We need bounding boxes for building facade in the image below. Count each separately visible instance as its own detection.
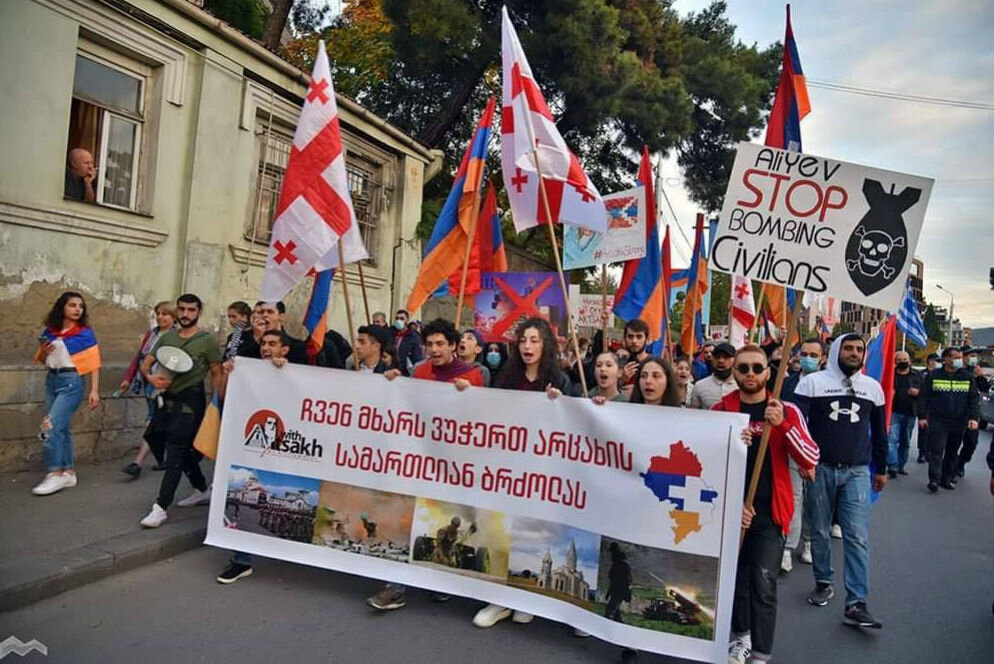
[538,539,590,600]
[0,0,442,472]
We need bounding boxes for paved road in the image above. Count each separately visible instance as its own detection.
[3,432,993,664]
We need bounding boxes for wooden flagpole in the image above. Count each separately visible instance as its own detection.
[601,264,609,346]
[356,261,371,325]
[337,242,359,370]
[742,290,805,542]
[454,192,485,330]
[751,284,768,345]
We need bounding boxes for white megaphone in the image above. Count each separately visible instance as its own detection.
[152,346,194,405]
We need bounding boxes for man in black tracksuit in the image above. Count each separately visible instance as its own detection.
[917,346,980,492]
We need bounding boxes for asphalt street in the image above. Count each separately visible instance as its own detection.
[3,431,992,664]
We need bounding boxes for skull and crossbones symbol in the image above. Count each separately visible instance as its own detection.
[846,226,905,279]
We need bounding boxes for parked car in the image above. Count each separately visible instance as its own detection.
[979,389,993,430]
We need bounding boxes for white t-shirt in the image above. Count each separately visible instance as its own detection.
[44,339,75,370]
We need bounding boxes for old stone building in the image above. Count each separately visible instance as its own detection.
[538,539,590,600]
[0,0,442,471]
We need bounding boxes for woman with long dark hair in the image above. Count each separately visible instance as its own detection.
[32,291,101,495]
[483,341,508,378]
[474,317,570,630]
[629,356,682,407]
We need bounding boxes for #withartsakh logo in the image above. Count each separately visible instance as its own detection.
[640,441,719,544]
[244,409,285,450]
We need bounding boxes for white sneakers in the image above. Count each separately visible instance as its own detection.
[32,472,76,496]
[176,486,212,507]
[780,548,793,574]
[800,540,813,564]
[512,611,534,624]
[473,604,511,627]
[728,633,752,664]
[831,523,843,539]
[140,503,168,528]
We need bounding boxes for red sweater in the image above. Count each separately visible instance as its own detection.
[412,358,485,386]
[711,390,820,535]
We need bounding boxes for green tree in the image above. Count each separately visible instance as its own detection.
[204,0,270,39]
[708,272,730,326]
[923,302,944,344]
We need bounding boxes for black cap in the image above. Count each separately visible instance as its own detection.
[713,342,736,357]
[960,345,976,354]
[926,352,939,361]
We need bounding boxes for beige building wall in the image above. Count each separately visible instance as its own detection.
[0,0,440,471]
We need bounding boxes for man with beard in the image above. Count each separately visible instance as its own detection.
[690,342,737,409]
[793,334,888,630]
[139,294,222,528]
[713,345,819,664]
[619,319,651,396]
[248,301,309,364]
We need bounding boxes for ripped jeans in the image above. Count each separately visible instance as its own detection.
[732,508,783,659]
[42,370,85,471]
[807,463,871,606]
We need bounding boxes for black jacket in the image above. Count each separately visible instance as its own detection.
[918,367,979,426]
[892,370,923,416]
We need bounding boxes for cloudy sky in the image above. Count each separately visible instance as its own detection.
[665,0,994,327]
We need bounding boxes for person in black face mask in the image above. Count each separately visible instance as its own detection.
[888,350,922,476]
[690,342,737,409]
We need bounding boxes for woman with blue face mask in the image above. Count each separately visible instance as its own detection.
[483,342,507,376]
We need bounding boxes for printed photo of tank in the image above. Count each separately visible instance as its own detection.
[312,481,415,563]
[409,498,510,582]
[593,536,719,640]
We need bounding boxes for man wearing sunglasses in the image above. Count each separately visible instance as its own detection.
[792,334,888,630]
[712,345,819,664]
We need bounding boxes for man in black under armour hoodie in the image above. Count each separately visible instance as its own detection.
[917,346,979,491]
[793,334,887,630]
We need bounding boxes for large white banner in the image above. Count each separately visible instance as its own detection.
[563,187,647,269]
[207,360,748,662]
[713,142,933,311]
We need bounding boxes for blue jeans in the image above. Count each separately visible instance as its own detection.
[231,551,252,566]
[886,412,915,471]
[42,371,85,471]
[807,464,871,606]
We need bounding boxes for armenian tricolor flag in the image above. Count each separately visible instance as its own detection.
[679,215,708,356]
[35,325,101,375]
[303,268,333,361]
[440,181,508,297]
[407,97,495,312]
[614,146,663,342]
[765,4,810,152]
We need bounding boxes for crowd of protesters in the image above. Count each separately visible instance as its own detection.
[29,290,992,663]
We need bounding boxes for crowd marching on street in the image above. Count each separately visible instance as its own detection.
[30,289,993,663]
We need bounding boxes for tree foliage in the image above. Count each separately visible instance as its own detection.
[923,302,945,343]
[204,0,270,39]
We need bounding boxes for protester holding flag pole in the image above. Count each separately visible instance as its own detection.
[500,6,606,397]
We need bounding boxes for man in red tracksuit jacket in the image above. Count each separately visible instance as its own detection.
[713,344,820,664]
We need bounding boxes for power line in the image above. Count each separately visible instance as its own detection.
[807,79,994,111]
[659,185,694,265]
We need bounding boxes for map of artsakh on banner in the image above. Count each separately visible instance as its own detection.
[207,360,748,662]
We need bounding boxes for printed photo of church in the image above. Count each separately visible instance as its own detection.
[507,516,600,609]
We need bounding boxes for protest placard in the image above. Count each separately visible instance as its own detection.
[207,360,748,662]
[563,187,647,270]
[569,284,615,329]
[713,142,933,311]
[472,272,569,343]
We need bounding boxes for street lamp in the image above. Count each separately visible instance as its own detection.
[936,284,954,348]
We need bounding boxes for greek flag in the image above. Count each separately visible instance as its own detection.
[896,281,928,347]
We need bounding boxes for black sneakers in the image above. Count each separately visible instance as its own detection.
[940,480,956,490]
[121,462,141,479]
[844,601,882,629]
[807,582,835,606]
[216,562,253,584]
[927,481,938,493]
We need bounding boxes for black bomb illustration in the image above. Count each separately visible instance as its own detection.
[844,179,919,296]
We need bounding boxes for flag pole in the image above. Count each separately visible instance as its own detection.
[742,290,804,544]
[356,261,371,325]
[601,263,609,345]
[337,242,360,370]
[751,284,767,345]
[455,191,484,330]
[531,158,589,397]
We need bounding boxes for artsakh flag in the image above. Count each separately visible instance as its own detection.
[764,4,811,152]
[407,98,496,312]
[261,40,367,302]
[729,276,756,349]
[614,146,663,342]
[500,6,606,234]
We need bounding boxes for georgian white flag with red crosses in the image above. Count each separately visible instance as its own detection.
[500,7,606,234]
[729,275,757,349]
[261,40,367,302]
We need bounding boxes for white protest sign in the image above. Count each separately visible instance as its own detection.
[207,360,747,662]
[713,142,932,311]
[563,187,647,269]
[570,284,615,328]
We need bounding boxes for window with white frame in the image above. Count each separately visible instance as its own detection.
[248,116,385,265]
[66,46,148,210]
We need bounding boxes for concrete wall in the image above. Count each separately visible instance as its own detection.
[0,0,438,472]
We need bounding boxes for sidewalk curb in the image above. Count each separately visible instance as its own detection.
[0,520,206,613]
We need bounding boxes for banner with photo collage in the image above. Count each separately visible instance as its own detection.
[206,359,748,662]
